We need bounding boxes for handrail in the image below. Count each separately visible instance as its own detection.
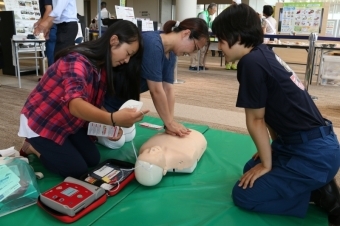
[265,33,340,92]
[264,34,340,41]
[304,33,317,91]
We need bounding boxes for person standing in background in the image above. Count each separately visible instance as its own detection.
[89,18,98,30]
[95,2,112,31]
[33,0,78,57]
[262,5,277,42]
[37,0,57,67]
[189,3,217,71]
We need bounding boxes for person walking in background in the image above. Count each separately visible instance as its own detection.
[37,0,57,67]
[212,4,340,225]
[189,3,217,71]
[34,0,78,57]
[95,1,112,31]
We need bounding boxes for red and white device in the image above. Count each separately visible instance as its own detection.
[39,177,106,217]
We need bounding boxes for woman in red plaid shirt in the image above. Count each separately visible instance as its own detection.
[18,20,149,178]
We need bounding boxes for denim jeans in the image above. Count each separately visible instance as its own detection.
[46,24,57,67]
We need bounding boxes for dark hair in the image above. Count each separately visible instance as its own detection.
[91,19,95,23]
[212,4,263,48]
[55,20,143,100]
[263,5,274,17]
[207,3,217,10]
[101,2,106,8]
[163,18,209,41]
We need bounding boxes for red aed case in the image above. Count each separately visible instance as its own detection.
[37,194,107,223]
[37,177,107,223]
[37,159,135,223]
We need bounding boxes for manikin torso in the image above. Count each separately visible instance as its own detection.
[135,129,207,186]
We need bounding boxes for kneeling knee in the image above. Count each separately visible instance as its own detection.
[60,165,88,178]
[86,153,100,168]
[232,184,256,210]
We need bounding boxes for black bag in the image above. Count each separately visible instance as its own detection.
[101,11,111,26]
[101,18,110,26]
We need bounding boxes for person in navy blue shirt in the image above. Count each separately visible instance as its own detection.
[103,18,209,139]
[212,3,340,225]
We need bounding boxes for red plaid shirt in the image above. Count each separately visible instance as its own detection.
[21,52,107,145]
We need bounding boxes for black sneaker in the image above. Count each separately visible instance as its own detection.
[199,66,209,70]
[311,179,340,225]
[189,66,199,71]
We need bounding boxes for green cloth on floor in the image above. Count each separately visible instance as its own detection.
[0,117,328,225]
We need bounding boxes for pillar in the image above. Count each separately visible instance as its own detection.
[175,0,197,21]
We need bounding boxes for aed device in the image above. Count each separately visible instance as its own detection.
[37,159,135,223]
[39,177,106,217]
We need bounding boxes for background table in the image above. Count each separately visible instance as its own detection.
[11,35,46,88]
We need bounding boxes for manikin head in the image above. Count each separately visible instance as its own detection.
[135,146,166,186]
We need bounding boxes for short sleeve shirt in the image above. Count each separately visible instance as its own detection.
[236,44,325,135]
[261,16,277,34]
[39,0,52,17]
[139,31,176,92]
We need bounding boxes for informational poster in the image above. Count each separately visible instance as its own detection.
[3,0,40,35]
[141,20,154,31]
[325,19,338,37]
[281,2,323,34]
[115,5,135,20]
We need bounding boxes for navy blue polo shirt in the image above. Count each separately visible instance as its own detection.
[236,44,325,136]
[39,0,52,18]
[139,31,176,92]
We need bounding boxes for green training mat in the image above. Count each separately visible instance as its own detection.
[0,117,327,225]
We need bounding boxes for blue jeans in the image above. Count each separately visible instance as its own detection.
[46,24,57,67]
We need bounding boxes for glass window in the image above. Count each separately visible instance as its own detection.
[197,4,204,16]
[251,0,279,15]
[217,4,230,16]
[329,2,340,19]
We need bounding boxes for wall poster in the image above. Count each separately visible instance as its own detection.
[3,0,40,35]
[281,2,323,34]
